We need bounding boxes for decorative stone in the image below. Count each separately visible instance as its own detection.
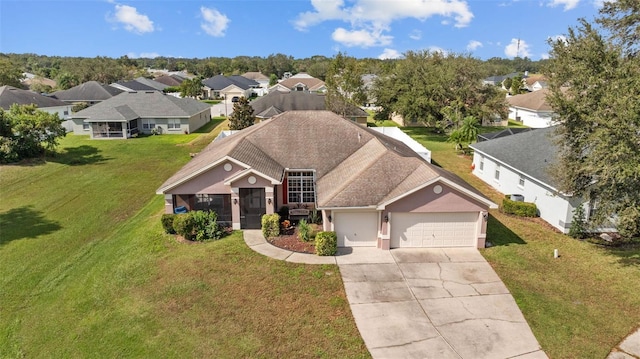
[433,185,443,194]
[223,163,232,172]
[248,176,257,184]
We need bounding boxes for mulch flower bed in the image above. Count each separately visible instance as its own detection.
[266,225,317,254]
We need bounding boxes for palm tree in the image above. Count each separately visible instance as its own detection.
[447,116,479,151]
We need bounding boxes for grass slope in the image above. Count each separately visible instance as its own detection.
[0,127,368,358]
[404,126,640,358]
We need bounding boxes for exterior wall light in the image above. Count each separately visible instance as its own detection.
[327,215,332,223]
[233,198,238,205]
[384,215,389,222]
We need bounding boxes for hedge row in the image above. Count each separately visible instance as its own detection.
[502,196,538,217]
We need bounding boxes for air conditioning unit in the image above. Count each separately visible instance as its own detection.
[510,194,525,202]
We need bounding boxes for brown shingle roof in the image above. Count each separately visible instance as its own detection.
[507,88,553,112]
[158,110,494,209]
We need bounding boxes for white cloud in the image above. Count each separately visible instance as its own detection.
[200,6,230,37]
[409,30,422,40]
[378,48,403,60]
[548,34,568,44]
[332,27,392,47]
[466,40,483,51]
[547,0,580,11]
[294,0,474,48]
[110,4,154,34]
[428,46,448,55]
[540,53,550,59]
[504,38,531,57]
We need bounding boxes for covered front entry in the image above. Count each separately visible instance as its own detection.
[391,212,478,248]
[334,212,378,247]
[239,188,266,229]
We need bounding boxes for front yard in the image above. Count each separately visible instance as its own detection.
[0,121,638,358]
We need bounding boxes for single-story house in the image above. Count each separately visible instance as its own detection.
[0,85,72,120]
[507,89,556,128]
[477,127,534,142]
[21,72,57,91]
[242,72,270,96]
[270,75,326,93]
[109,80,158,92]
[249,90,369,125]
[52,81,124,105]
[470,127,613,234]
[201,75,260,100]
[157,110,497,249]
[71,91,211,139]
[153,74,185,87]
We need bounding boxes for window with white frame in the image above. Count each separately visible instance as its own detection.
[287,171,315,203]
[167,119,181,130]
[82,122,90,131]
[588,199,598,220]
[518,175,525,187]
[479,156,484,171]
[142,119,156,130]
[494,164,501,181]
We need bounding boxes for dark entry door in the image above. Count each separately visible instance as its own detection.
[239,188,266,229]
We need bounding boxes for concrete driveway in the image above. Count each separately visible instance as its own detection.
[337,247,547,359]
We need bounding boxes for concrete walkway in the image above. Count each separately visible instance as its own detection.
[608,328,640,359]
[243,230,547,358]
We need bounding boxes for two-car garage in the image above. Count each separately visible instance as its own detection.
[332,211,480,248]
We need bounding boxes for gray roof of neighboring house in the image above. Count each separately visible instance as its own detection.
[477,127,535,142]
[111,80,157,92]
[134,77,169,91]
[72,91,211,121]
[202,75,258,91]
[0,85,69,110]
[250,90,367,118]
[471,126,559,187]
[158,110,493,209]
[507,88,553,112]
[154,75,184,87]
[52,81,124,102]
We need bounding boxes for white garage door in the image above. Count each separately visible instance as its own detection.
[334,212,378,247]
[391,212,478,248]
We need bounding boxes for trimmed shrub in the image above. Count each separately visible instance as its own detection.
[161,213,176,234]
[173,213,196,240]
[315,231,337,256]
[569,205,587,239]
[191,210,222,242]
[298,219,311,242]
[502,196,538,217]
[261,213,280,239]
[309,209,322,224]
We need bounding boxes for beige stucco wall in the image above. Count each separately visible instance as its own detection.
[167,160,244,195]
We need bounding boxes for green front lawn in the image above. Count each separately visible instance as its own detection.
[404,126,640,359]
[0,125,368,358]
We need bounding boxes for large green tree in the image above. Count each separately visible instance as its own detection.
[372,50,507,128]
[0,57,24,87]
[0,104,66,163]
[180,77,203,99]
[325,53,367,117]
[228,97,255,130]
[546,4,640,237]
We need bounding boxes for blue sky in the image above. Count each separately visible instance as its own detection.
[1,0,603,60]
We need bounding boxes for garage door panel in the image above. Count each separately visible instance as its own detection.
[335,212,378,247]
[391,212,477,248]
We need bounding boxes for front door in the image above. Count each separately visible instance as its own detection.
[239,188,266,229]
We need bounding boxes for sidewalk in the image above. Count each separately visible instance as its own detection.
[608,328,640,359]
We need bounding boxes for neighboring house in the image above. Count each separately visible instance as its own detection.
[201,75,259,100]
[482,72,523,87]
[370,127,431,163]
[470,127,614,234]
[507,89,556,128]
[71,91,211,139]
[109,80,157,92]
[0,85,72,121]
[361,73,378,108]
[131,77,169,91]
[270,75,326,93]
[242,72,270,96]
[21,72,57,91]
[52,81,124,105]
[524,75,548,92]
[249,90,369,125]
[157,110,497,249]
[154,74,185,87]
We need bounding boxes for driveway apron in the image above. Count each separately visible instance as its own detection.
[337,247,547,359]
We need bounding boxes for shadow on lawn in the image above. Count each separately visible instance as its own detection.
[486,214,527,246]
[54,145,110,166]
[0,206,62,245]
[602,244,640,268]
